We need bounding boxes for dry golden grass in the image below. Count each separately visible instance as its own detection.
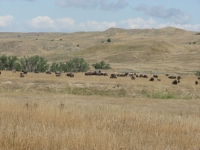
[0,71,200,149]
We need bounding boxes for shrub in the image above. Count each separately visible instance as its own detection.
[65,57,89,72]
[195,71,200,76]
[92,61,111,69]
[107,39,111,42]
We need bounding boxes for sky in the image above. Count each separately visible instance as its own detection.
[0,0,199,32]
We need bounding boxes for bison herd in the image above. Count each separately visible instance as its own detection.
[0,70,200,85]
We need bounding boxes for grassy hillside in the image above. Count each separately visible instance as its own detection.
[0,27,199,74]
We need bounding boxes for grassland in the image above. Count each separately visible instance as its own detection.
[0,27,200,149]
[0,71,200,149]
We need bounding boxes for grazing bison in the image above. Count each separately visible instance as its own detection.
[168,76,176,79]
[139,74,143,78]
[110,74,117,79]
[46,71,52,74]
[56,73,61,77]
[66,73,74,77]
[177,76,181,80]
[149,77,154,81]
[117,73,126,77]
[131,76,136,80]
[0,71,1,74]
[20,72,24,77]
[172,80,178,85]
[143,75,148,78]
[136,75,139,77]
[153,75,158,78]
[195,81,198,85]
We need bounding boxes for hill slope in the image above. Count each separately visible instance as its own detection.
[0,27,199,74]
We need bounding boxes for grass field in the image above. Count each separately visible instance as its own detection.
[0,27,200,149]
[0,71,200,149]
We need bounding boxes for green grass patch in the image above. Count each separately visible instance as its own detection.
[140,89,191,100]
[66,87,126,97]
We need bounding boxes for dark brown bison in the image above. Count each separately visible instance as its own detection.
[198,77,200,80]
[168,76,176,79]
[195,81,198,85]
[153,75,158,78]
[143,75,148,78]
[177,76,181,80]
[56,73,61,77]
[22,70,28,74]
[46,71,52,74]
[0,71,1,74]
[117,73,126,77]
[85,71,93,75]
[139,74,143,78]
[131,76,135,80]
[110,74,117,78]
[172,80,178,85]
[66,73,74,77]
[136,75,139,77]
[149,77,154,81]
[20,72,24,77]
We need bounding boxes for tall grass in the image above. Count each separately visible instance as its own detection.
[0,99,199,150]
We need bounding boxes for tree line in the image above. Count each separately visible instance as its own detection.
[0,55,111,72]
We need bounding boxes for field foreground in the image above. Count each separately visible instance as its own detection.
[0,71,200,149]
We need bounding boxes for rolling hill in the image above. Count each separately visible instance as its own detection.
[0,27,199,74]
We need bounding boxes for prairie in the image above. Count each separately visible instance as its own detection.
[0,27,200,149]
[0,71,200,149]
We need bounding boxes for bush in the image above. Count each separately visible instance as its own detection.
[107,39,111,42]
[195,71,200,76]
[92,61,111,69]
[65,57,89,72]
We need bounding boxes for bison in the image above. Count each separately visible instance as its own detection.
[0,71,1,74]
[149,77,154,81]
[131,76,136,80]
[198,77,200,80]
[143,75,148,78]
[56,73,61,77]
[195,81,198,85]
[66,73,74,77]
[168,76,176,79]
[117,73,126,77]
[46,71,52,74]
[165,74,169,76]
[153,75,158,78]
[172,80,178,85]
[177,76,181,80]
[20,72,24,77]
[110,74,117,79]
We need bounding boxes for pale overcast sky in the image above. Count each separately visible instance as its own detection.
[0,0,199,32]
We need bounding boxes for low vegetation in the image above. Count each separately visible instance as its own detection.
[195,71,200,76]
[140,89,191,100]
[92,61,111,69]
[0,55,90,72]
